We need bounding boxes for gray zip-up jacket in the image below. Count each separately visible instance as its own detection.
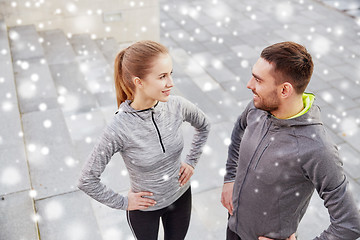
[78,95,210,211]
[225,100,360,240]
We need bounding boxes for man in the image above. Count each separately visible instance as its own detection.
[221,41,360,240]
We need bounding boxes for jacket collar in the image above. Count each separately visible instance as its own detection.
[116,100,162,120]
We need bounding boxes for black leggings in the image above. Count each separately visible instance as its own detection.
[126,187,192,240]
[226,225,242,240]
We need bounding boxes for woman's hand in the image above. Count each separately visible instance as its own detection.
[179,162,194,186]
[127,190,156,210]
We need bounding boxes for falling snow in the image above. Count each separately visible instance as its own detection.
[1,0,360,239]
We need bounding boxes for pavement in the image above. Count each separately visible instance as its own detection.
[0,0,360,239]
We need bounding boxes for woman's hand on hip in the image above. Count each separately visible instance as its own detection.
[179,162,194,187]
[127,190,156,210]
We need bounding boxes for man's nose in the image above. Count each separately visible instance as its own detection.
[246,77,254,90]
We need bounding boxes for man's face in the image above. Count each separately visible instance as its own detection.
[246,58,280,113]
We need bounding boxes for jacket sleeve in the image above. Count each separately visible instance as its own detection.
[223,102,250,183]
[177,96,210,168]
[77,117,128,210]
[303,144,360,240]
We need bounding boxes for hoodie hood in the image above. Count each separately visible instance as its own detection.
[269,103,323,128]
[266,93,322,128]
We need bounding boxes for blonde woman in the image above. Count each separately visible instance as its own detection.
[78,40,210,240]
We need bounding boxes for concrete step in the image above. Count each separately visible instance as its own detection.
[0,191,39,240]
[8,25,59,114]
[8,24,81,201]
[38,29,77,65]
[12,57,59,114]
[8,25,44,61]
[39,29,98,115]
[0,19,25,150]
[36,191,102,240]
[21,108,80,200]
[47,60,99,115]
[0,146,31,196]
[69,34,114,93]
[95,37,124,65]
[69,34,118,109]
[0,18,39,239]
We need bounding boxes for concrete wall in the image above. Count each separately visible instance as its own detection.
[0,0,159,43]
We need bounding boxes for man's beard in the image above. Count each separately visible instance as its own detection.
[253,90,279,113]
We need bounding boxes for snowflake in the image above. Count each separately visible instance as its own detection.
[45,200,64,220]
[191,180,199,188]
[1,167,21,185]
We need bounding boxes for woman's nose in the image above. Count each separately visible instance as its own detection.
[167,76,174,87]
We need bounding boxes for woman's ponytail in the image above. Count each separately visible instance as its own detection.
[114,49,132,107]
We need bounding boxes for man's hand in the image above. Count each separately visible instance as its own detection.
[127,190,156,210]
[179,162,194,186]
[221,182,235,215]
[258,233,296,240]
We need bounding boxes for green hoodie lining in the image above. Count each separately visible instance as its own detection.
[287,93,315,119]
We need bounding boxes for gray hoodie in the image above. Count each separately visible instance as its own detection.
[225,100,360,240]
[78,95,210,211]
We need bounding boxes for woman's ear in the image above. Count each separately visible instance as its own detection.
[133,77,143,88]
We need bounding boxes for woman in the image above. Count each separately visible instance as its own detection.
[78,40,210,240]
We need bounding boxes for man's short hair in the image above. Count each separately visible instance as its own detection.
[261,41,314,94]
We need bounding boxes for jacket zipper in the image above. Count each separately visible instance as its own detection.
[151,111,165,153]
[253,144,270,170]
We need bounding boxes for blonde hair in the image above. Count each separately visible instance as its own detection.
[114,40,169,107]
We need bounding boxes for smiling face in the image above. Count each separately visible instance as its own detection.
[247,57,281,113]
[138,53,174,104]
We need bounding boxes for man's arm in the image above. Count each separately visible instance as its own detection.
[221,103,250,214]
[303,145,360,239]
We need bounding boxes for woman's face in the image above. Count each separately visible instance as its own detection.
[140,53,174,103]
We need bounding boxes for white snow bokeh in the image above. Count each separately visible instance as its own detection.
[66,2,78,13]
[66,221,86,240]
[341,117,359,136]
[103,228,122,240]
[18,81,37,99]
[29,189,37,198]
[44,200,64,220]
[202,1,230,20]
[310,36,332,56]
[1,167,21,185]
[275,2,294,21]
[191,179,199,189]
[64,156,77,167]
[2,101,14,112]
[58,93,80,112]
[321,91,333,103]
